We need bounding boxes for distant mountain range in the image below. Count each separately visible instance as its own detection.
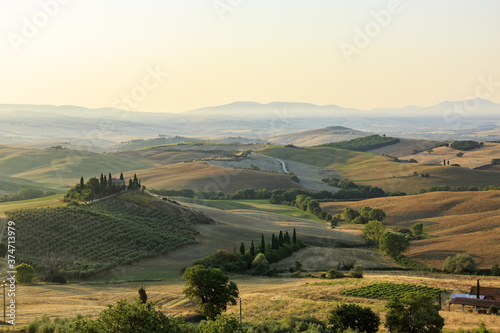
[0,99,498,148]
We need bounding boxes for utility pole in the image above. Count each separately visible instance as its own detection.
[239,297,242,326]
[3,281,5,323]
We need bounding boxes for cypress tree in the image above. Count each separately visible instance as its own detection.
[80,176,84,190]
[279,231,284,247]
[138,287,147,304]
[284,231,290,245]
[271,234,276,250]
[250,240,255,257]
[103,175,107,187]
[293,228,297,243]
[120,172,124,180]
[129,179,133,189]
[259,234,265,254]
[109,173,112,183]
[133,173,138,187]
[239,242,245,255]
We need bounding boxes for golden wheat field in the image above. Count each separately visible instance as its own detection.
[9,273,500,332]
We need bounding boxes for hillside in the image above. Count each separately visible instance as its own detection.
[260,146,500,193]
[268,126,371,146]
[116,136,204,150]
[124,161,305,194]
[366,138,446,157]
[5,191,213,279]
[400,142,500,169]
[321,191,500,269]
[0,146,153,185]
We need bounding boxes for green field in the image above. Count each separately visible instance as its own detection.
[173,197,322,221]
[0,194,66,217]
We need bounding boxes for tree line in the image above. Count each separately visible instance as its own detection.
[0,187,56,203]
[188,229,304,276]
[318,134,400,151]
[64,172,142,202]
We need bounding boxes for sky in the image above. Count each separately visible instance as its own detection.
[1,0,499,113]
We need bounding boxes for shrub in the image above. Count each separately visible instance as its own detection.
[328,303,380,333]
[442,254,477,274]
[348,265,363,279]
[488,306,498,315]
[385,293,444,333]
[491,264,500,276]
[15,263,35,284]
[327,269,344,279]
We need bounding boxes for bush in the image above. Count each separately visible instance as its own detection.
[16,263,35,284]
[442,254,477,274]
[328,303,380,333]
[488,306,498,315]
[385,293,444,333]
[327,269,344,279]
[348,265,363,278]
[198,314,241,333]
[491,264,500,276]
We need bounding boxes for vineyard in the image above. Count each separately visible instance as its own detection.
[342,282,445,300]
[5,192,213,279]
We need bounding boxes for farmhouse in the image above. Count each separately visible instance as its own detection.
[111,178,126,187]
[469,286,500,301]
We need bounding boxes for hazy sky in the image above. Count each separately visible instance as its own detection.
[1,0,499,113]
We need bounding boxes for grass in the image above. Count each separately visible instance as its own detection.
[4,192,209,279]
[260,145,500,193]
[321,191,500,269]
[0,194,65,217]
[0,146,154,184]
[12,273,500,332]
[173,198,322,221]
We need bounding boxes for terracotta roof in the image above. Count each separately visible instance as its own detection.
[450,297,500,308]
[469,287,500,296]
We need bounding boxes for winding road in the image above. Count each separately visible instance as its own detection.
[276,158,289,174]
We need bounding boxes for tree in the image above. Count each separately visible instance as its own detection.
[328,303,380,333]
[239,242,245,256]
[284,231,291,245]
[385,293,444,333]
[349,265,363,278]
[491,264,500,276]
[368,208,386,221]
[15,263,35,284]
[250,240,255,257]
[73,299,189,332]
[412,223,424,238]
[379,232,410,259]
[293,228,297,243]
[120,172,124,180]
[80,176,84,190]
[342,208,359,222]
[198,314,241,333]
[363,220,386,245]
[259,234,265,254]
[442,254,477,274]
[182,265,239,319]
[252,253,269,275]
[138,287,147,304]
[278,230,284,247]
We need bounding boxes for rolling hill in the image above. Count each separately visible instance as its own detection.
[6,191,213,279]
[260,145,500,193]
[268,126,371,146]
[123,161,305,194]
[321,191,500,269]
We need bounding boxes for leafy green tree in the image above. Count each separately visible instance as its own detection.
[379,232,410,259]
[442,254,477,274]
[412,223,424,238]
[385,293,444,333]
[182,265,239,319]
[72,299,189,332]
[252,253,270,275]
[15,263,35,284]
[368,208,386,221]
[363,220,386,245]
[198,314,241,333]
[342,208,359,222]
[328,303,380,333]
[349,265,363,278]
